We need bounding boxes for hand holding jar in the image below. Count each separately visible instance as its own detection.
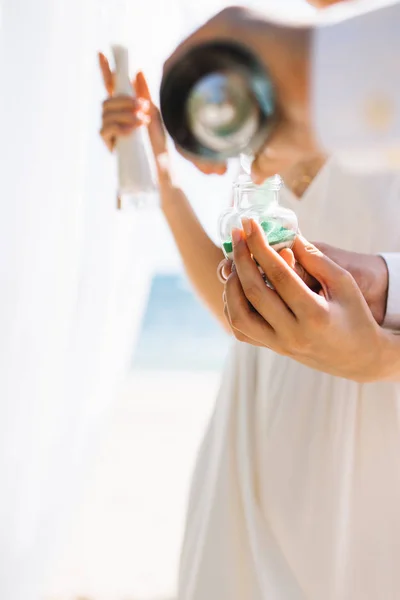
[219,167,298,287]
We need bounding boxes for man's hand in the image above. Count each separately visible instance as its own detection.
[163,7,318,183]
[223,219,394,382]
[310,243,388,326]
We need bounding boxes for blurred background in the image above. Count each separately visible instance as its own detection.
[0,1,314,599]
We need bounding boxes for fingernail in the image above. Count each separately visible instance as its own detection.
[231,228,242,246]
[241,217,252,237]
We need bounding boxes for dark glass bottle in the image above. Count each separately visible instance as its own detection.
[160,41,276,162]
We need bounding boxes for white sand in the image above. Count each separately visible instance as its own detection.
[47,370,220,600]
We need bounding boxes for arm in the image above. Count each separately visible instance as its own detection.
[159,181,227,329]
[99,56,228,330]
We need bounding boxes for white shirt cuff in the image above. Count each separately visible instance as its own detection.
[379,253,400,330]
[312,1,400,172]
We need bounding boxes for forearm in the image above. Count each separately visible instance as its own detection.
[159,180,228,330]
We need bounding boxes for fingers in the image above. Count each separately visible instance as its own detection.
[98,52,114,95]
[293,261,320,292]
[100,114,149,151]
[222,243,318,294]
[146,103,168,159]
[292,236,357,301]
[100,123,136,151]
[101,96,151,151]
[223,290,263,346]
[102,96,149,114]
[280,236,319,291]
[224,271,274,347]
[135,71,152,103]
[279,247,295,269]
[231,227,295,329]
[240,219,316,317]
[277,248,320,291]
[280,248,320,292]
[99,61,168,163]
[223,304,264,347]
[131,72,169,159]
[102,109,149,129]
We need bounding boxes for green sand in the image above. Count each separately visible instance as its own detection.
[223,220,295,255]
[223,240,234,255]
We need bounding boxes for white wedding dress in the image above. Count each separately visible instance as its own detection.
[178,157,400,600]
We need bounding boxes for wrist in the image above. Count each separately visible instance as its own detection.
[159,181,186,211]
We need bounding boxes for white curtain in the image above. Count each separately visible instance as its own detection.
[0,0,155,598]
[0,0,313,598]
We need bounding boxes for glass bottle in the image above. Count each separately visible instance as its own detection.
[219,171,298,278]
[160,41,275,162]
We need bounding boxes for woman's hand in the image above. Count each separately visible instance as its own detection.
[223,219,393,382]
[99,52,227,180]
[99,52,172,180]
[221,242,388,325]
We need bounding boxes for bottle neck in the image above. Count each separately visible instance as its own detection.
[233,173,282,209]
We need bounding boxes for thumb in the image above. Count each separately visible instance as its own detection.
[280,246,320,293]
[135,71,152,103]
[134,71,168,161]
[279,247,295,269]
[293,236,355,299]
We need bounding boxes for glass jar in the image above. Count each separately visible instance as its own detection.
[219,173,298,263]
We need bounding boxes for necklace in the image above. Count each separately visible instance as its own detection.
[283,155,327,199]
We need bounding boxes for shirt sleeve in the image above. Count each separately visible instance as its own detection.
[379,253,400,330]
[312,1,400,172]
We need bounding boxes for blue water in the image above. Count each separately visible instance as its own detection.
[132,273,230,371]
